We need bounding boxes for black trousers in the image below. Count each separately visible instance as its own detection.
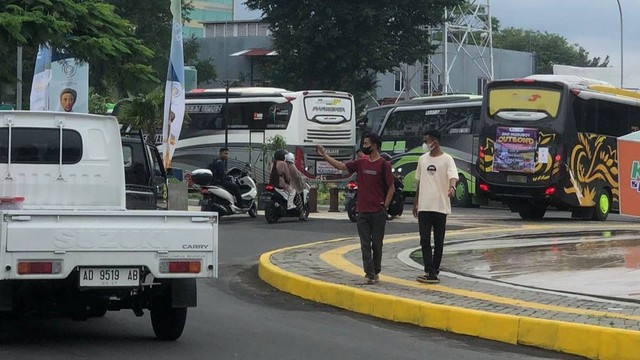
[418,211,447,275]
[356,209,387,279]
[220,180,242,205]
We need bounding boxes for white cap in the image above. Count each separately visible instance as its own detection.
[285,153,295,163]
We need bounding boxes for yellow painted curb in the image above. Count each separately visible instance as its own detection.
[259,233,640,360]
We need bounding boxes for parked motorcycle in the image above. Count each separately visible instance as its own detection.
[263,183,310,223]
[345,172,404,223]
[345,181,358,222]
[192,166,258,218]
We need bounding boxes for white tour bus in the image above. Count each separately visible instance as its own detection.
[173,87,357,183]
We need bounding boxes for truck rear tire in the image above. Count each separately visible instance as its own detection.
[151,293,188,341]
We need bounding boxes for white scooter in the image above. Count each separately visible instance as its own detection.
[192,166,258,218]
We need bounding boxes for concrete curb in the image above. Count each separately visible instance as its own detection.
[258,243,640,360]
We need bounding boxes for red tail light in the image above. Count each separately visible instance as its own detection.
[347,181,357,189]
[285,96,296,102]
[545,186,556,196]
[571,89,581,96]
[479,146,485,159]
[160,261,201,273]
[479,183,490,192]
[514,78,536,83]
[554,154,561,162]
[18,261,58,274]
[265,184,274,192]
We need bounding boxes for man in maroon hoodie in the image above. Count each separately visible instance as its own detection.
[317,133,395,284]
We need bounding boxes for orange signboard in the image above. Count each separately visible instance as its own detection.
[617,134,640,217]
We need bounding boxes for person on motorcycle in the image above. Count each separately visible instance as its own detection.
[269,149,295,210]
[285,152,306,220]
[208,147,243,206]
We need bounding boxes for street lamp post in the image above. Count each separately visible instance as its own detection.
[616,0,623,88]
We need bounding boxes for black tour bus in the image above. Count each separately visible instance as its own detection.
[476,75,640,221]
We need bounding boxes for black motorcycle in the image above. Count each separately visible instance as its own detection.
[345,181,359,222]
[345,176,404,223]
[263,184,310,223]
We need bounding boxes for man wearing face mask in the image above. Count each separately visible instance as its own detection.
[412,129,458,284]
[317,133,395,285]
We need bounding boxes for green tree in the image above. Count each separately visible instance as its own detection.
[184,35,217,85]
[116,88,164,137]
[493,27,609,74]
[90,1,216,95]
[245,0,463,106]
[0,0,156,105]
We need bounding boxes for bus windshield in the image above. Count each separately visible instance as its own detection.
[488,88,562,118]
[303,96,353,123]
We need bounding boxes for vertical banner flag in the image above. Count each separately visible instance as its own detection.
[162,0,186,169]
[48,48,89,113]
[30,44,52,111]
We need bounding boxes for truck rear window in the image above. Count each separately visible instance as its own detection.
[0,128,83,164]
[488,88,561,118]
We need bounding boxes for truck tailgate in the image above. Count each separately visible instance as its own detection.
[1,210,218,280]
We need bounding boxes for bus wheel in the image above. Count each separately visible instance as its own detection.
[451,175,472,208]
[591,188,611,221]
[518,205,546,220]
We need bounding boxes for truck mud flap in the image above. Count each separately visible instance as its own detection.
[0,282,13,311]
[171,278,197,308]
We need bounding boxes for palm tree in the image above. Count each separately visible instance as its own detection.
[117,87,164,140]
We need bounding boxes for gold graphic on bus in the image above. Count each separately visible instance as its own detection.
[564,133,618,207]
[531,132,557,181]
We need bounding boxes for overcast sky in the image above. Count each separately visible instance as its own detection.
[234,0,638,72]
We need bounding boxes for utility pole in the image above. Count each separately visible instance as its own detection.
[616,0,624,88]
[16,46,23,110]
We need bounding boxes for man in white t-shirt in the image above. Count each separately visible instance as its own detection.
[412,129,458,284]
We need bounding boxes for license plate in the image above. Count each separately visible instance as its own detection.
[507,174,528,184]
[79,268,140,287]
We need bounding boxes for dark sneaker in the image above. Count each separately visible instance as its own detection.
[425,274,440,284]
[362,276,378,285]
[417,274,440,284]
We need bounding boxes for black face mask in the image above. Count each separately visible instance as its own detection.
[361,146,373,155]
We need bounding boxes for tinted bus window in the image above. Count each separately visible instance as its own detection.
[489,88,562,118]
[182,101,293,139]
[385,106,480,137]
[0,128,82,164]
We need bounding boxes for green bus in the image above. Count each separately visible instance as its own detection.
[376,95,486,207]
[476,75,640,220]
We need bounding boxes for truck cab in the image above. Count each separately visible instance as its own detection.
[121,131,168,210]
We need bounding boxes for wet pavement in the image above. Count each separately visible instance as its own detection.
[431,230,640,300]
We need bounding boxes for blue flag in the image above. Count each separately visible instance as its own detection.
[30,44,52,111]
[162,0,186,169]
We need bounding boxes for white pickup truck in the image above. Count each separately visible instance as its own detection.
[0,111,217,340]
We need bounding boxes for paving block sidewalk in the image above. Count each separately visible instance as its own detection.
[260,224,640,360]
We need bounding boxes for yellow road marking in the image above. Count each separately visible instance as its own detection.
[319,225,640,322]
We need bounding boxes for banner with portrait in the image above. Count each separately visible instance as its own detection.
[48,49,89,113]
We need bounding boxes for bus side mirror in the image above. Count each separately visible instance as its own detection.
[356,117,368,127]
